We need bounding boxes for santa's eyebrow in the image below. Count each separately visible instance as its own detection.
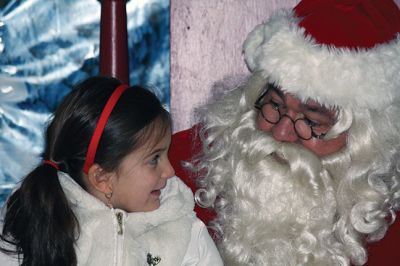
[305,102,333,114]
[304,103,323,112]
[268,85,285,99]
[275,89,285,99]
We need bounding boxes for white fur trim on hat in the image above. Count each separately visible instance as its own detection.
[243,10,400,110]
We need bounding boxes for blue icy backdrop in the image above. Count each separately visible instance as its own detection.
[0,0,170,206]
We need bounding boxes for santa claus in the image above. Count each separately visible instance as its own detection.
[170,0,400,265]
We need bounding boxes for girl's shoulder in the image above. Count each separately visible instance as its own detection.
[182,217,224,265]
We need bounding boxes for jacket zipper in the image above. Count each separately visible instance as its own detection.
[114,211,124,266]
[116,212,123,235]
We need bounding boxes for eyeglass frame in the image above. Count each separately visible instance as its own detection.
[254,86,330,140]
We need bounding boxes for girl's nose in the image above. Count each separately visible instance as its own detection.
[162,158,175,179]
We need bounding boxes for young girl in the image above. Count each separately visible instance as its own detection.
[0,76,223,266]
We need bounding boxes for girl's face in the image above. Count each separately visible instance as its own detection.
[110,130,175,212]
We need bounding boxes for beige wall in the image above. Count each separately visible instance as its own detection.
[170,0,400,133]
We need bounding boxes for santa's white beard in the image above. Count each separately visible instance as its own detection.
[214,129,350,266]
[194,83,400,266]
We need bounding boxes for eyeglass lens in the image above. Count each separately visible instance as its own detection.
[260,103,314,140]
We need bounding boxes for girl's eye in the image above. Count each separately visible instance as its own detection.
[149,154,160,166]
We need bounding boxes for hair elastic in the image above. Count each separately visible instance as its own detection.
[83,84,129,174]
[43,160,60,171]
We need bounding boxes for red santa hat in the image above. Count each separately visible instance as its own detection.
[243,0,400,109]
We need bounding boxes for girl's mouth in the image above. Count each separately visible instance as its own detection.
[151,190,161,196]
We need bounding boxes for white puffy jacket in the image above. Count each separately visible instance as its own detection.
[0,172,223,266]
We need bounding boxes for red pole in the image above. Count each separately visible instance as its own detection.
[99,0,129,85]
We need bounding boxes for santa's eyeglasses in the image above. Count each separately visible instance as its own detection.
[254,89,332,140]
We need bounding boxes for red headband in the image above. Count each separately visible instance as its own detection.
[83,84,129,174]
[43,160,60,170]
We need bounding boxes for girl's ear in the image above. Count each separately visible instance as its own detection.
[87,163,114,194]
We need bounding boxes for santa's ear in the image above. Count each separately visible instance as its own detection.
[87,163,114,194]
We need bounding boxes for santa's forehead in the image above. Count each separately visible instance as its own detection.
[265,84,337,111]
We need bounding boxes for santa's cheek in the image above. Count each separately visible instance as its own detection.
[300,137,347,157]
[256,115,274,132]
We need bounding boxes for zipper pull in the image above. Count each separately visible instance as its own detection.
[116,212,123,235]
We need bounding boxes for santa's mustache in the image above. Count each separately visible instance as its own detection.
[234,128,331,197]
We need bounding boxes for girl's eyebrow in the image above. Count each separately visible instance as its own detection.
[144,147,167,160]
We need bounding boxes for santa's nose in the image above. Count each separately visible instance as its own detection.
[271,112,298,143]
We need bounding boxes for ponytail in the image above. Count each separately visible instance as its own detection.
[0,76,122,265]
[0,163,78,266]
